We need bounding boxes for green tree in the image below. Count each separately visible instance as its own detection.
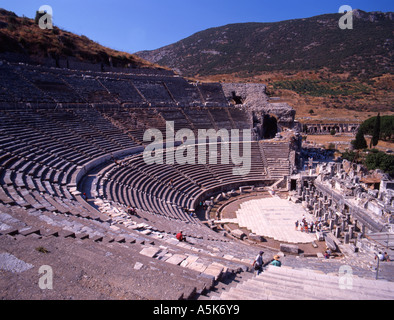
[359,115,393,142]
[365,150,394,177]
[370,113,381,148]
[352,129,367,150]
[341,150,357,162]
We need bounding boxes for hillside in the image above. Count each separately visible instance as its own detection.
[0,8,163,70]
[136,10,394,119]
[136,10,393,78]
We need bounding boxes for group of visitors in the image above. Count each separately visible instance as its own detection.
[375,251,391,262]
[252,251,282,275]
[295,217,322,233]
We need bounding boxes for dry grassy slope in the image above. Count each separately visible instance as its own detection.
[137,10,393,122]
[0,8,166,70]
[194,69,394,124]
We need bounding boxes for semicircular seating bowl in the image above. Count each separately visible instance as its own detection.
[0,62,293,238]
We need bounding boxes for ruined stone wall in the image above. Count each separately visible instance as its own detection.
[221,83,295,128]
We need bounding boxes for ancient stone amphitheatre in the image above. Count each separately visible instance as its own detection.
[0,10,393,301]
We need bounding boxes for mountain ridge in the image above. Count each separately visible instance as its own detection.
[136,9,393,79]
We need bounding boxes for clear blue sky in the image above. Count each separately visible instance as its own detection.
[1,0,393,53]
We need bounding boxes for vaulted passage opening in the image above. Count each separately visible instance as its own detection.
[262,114,278,139]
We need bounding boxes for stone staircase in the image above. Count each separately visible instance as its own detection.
[214,265,394,300]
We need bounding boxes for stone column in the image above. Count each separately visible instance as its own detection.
[297,181,302,196]
[335,227,341,238]
[313,203,319,216]
[361,224,365,236]
[333,213,339,225]
[341,219,346,232]
[348,225,354,239]
[344,232,350,244]
[329,219,334,230]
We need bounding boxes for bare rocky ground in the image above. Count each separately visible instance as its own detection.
[0,233,193,300]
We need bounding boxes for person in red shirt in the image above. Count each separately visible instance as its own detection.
[176,231,185,242]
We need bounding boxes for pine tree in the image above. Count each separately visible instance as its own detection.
[370,113,381,148]
[352,129,367,150]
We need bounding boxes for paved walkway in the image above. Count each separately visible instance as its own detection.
[222,196,316,244]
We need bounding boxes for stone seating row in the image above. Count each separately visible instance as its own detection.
[259,141,291,179]
[0,194,259,299]
[1,62,230,107]
[98,164,198,223]
[93,198,260,264]
[93,141,272,226]
[0,207,210,299]
[216,264,394,300]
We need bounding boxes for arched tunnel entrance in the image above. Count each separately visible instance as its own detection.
[262,114,278,139]
[253,112,279,140]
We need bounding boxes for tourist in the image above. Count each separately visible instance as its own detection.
[383,252,390,262]
[82,193,87,200]
[324,248,332,259]
[375,251,385,261]
[253,251,264,275]
[270,255,282,267]
[127,206,136,216]
[295,220,299,230]
[176,231,186,242]
[309,221,314,233]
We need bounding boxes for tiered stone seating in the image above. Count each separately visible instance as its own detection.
[198,83,228,107]
[227,107,251,129]
[101,107,168,144]
[164,78,203,106]
[181,107,217,132]
[216,265,394,300]
[208,107,234,130]
[0,203,213,299]
[62,74,115,103]
[99,78,145,103]
[93,141,269,227]
[0,64,52,103]
[159,108,194,132]
[259,141,291,179]
[70,107,139,150]
[205,142,268,184]
[132,80,174,105]
[18,68,83,103]
[97,154,201,223]
[0,61,304,300]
